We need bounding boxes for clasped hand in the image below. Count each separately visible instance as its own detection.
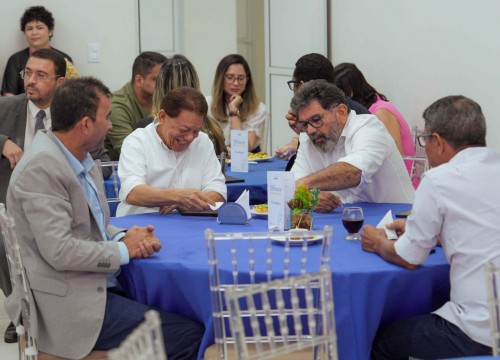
[123,225,161,259]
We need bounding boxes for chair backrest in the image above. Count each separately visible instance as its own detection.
[0,203,38,359]
[108,310,167,360]
[100,161,120,201]
[100,161,120,217]
[485,261,500,355]
[404,126,429,186]
[225,267,338,360]
[205,226,333,360]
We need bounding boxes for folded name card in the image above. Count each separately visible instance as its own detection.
[230,130,248,173]
[267,171,295,231]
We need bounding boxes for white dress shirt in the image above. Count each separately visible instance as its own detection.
[292,111,414,203]
[205,96,269,148]
[116,122,227,216]
[24,101,51,149]
[395,147,500,346]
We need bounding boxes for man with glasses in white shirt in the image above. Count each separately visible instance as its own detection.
[290,80,414,211]
[361,95,498,359]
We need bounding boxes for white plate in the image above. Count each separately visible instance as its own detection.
[251,208,268,218]
[226,157,273,164]
[270,234,323,246]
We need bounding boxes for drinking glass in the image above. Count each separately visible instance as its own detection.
[342,207,364,240]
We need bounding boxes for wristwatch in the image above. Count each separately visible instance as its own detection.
[228,110,240,117]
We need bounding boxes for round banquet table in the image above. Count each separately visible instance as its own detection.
[111,202,450,360]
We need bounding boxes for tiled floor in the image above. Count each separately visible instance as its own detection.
[0,293,18,360]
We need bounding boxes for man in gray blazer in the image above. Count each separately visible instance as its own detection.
[0,48,111,343]
[5,77,204,359]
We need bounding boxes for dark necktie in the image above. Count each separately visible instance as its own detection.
[34,110,46,132]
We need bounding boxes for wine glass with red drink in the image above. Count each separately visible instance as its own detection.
[342,207,364,240]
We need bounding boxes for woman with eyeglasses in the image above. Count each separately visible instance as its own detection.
[333,63,414,173]
[1,6,75,96]
[207,54,269,155]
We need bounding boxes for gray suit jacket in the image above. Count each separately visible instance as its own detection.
[6,130,125,359]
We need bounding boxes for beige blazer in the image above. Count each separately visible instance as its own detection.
[5,130,124,359]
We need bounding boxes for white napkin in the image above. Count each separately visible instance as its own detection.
[376,210,398,240]
[235,189,251,220]
[209,202,224,211]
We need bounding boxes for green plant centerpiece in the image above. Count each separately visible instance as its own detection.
[287,185,320,230]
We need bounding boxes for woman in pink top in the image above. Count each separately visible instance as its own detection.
[334,63,415,174]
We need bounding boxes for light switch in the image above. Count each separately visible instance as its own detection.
[88,43,101,63]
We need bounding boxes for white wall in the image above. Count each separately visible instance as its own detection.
[0,0,139,92]
[0,0,237,94]
[3,1,499,150]
[182,0,237,95]
[331,0,500,150]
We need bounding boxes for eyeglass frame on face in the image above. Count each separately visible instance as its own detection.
[287,80,300,91]
[20,69,61,81]
[224,73,248,84]
[294,113,326,133]
[417,133,435,147]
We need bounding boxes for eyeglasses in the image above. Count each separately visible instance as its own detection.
[287,80,300,91]
[294,114,325,133]
[417,133,435,147]
[20,69,60,81]
[224,74,248,84]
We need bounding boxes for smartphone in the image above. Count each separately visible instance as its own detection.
[395,209,412,218]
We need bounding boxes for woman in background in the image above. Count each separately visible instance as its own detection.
[2,6,75,96]
[207,54,269,154]
[333,62,414,172]
[135,54,226,156]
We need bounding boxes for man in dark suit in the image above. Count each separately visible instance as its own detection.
[0,48,110,343]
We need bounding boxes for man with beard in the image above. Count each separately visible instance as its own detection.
[290,80,414,212]
[0,48,110,343]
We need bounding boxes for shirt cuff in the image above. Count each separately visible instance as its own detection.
[116,239,130,265]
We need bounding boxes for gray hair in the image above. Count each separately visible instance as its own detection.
[423,95,486,149]
[290,79,350,115]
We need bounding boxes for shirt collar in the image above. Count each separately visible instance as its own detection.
[51,132,95,177]
[28,100,51,121]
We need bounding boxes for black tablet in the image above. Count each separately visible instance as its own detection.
[178,209,218,217]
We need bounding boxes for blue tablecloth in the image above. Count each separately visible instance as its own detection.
[104,157,287,216]
[110,202,451,360]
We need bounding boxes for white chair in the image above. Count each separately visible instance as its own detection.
[485,261,500,355]
[99,161,120,217]
[403,126,429,186]
[107,310,167,360]
[0,203,37,359]
[100,161,120,201]
[225,267,338,360]
[1,203,108,360]
[204,226,333,360]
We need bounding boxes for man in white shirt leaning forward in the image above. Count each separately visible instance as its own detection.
[361,95,498,359]
[117,86,227,216]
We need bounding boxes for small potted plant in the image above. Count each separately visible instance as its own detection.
[287,185,320,230]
